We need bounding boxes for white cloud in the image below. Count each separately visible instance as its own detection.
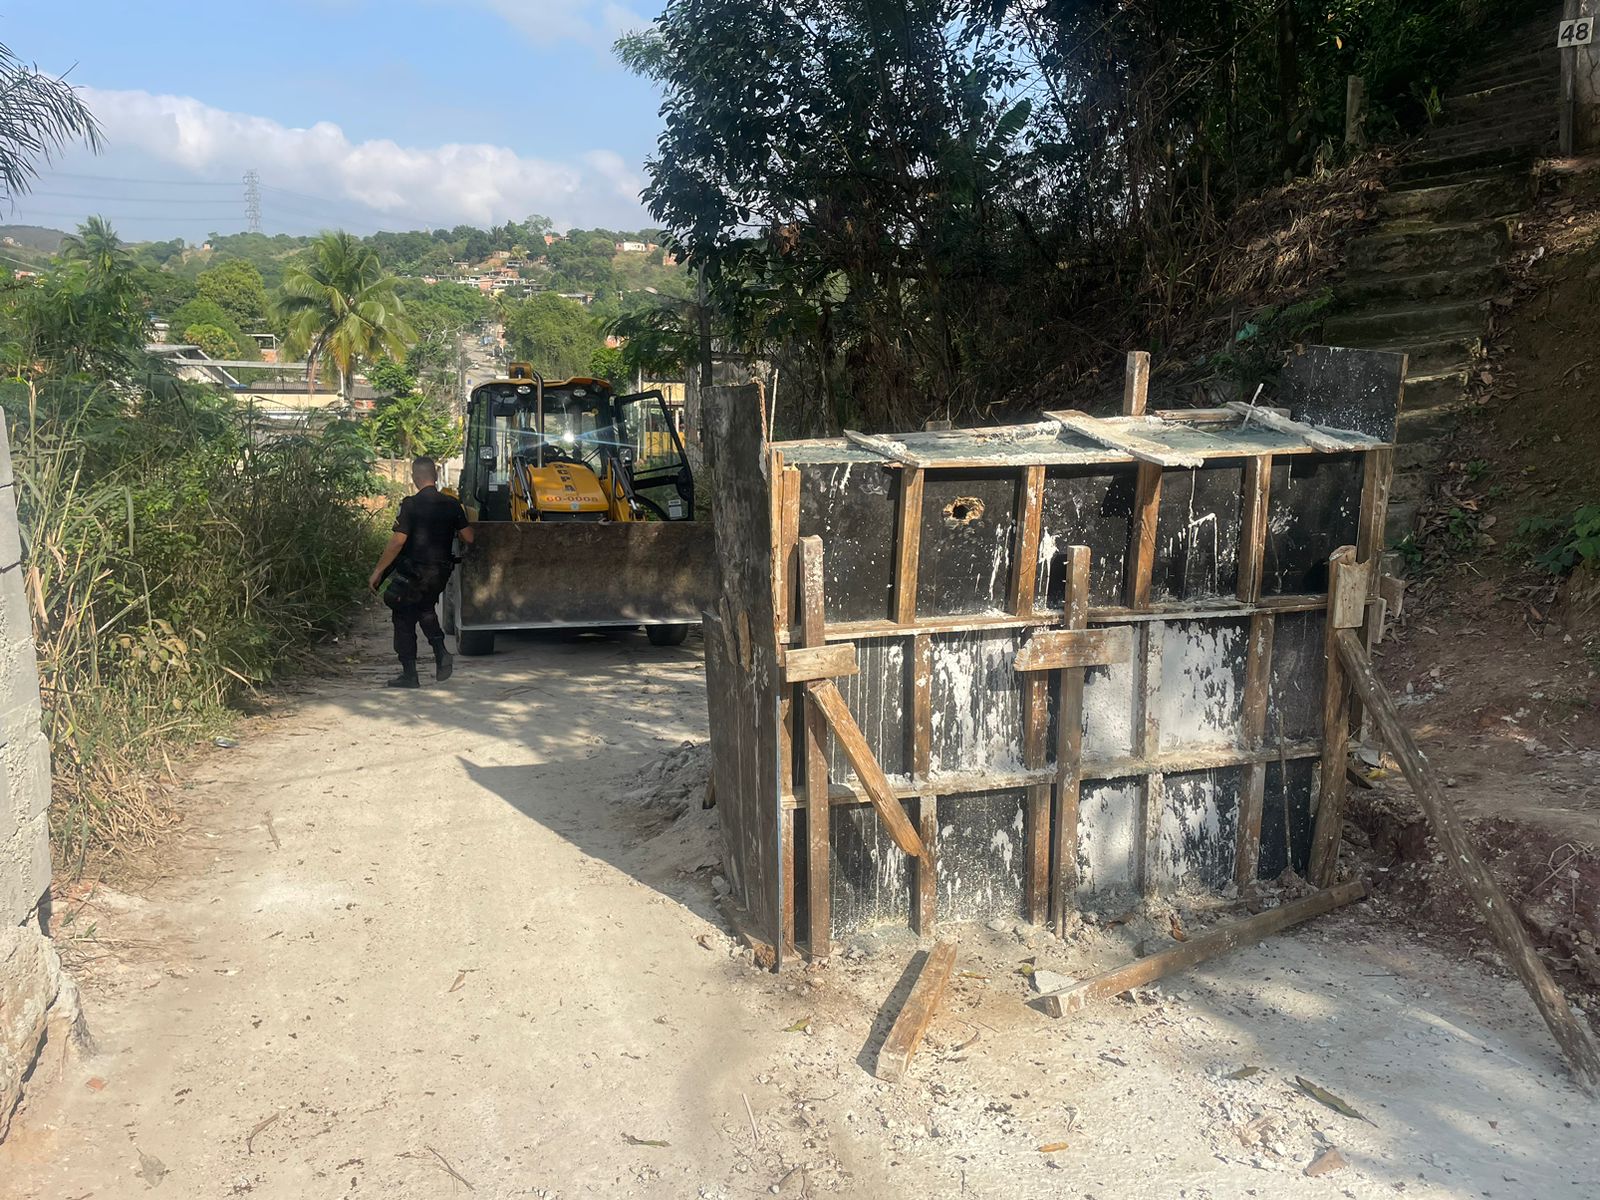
[78,86,649,231]
[443,0,650,49]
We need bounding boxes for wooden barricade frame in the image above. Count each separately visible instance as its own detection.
[702,347,1404,966]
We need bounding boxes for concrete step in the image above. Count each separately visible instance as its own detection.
[1325,299,1485,344]
[1438,94,1559,134]
[1396,440,1447,473]
[1334,262,1504,306]
[1402,368,1471,414]
[1396,145,1539,184]
[1450,48,1560,93]
[1376,175,1530,221]
[1425,112,1557,152]
[1388,162,1532,193]
[1347,333,1479,377]
[1345,218,1512,275]
[1447,76,1559,109]
[1398,391,1479,444]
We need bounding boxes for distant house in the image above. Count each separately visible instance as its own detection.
[557,291,594,306]
[616,240,649,253]
[662,249,683,266]
[543,233,560,246]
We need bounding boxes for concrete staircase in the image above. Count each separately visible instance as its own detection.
[1325,16,1560,539]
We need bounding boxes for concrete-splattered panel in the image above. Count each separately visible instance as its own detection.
[937,789,1026,921]
[1153,767,1244,893]
[1152,464,1245,601]
[828,803,912,934]
[797,461,897,623]
[1263,453,1364,595]
[1256,759,1317,879]
[1036,467,1136,610]
[1154,619,1248,753]
[928,631,1024,777]
[824,637,909,783]
[1077,779,1141,906]
[1280,344,1404,442]
[1082,657,1136,762]
[1267,611,1325,744]
[918,472,1017,616]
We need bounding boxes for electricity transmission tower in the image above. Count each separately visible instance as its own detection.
[243,169,262,233]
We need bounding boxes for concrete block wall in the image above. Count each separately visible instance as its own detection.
[0,414,86,1142]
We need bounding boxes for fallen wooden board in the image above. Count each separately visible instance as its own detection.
[876,942,957,1082]
[1031,880,1368,1018]
[1045,410,1205,468]
[1335,628,1600,1095]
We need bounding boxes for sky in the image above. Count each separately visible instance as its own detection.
[2,0,667,242]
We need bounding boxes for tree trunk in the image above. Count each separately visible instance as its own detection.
[1275,0,1301,173]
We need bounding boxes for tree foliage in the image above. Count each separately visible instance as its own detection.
[501,293,604,380]
[0,42,100,205]
[196,259,270,331]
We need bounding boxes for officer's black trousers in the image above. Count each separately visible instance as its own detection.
[387,563,451,664]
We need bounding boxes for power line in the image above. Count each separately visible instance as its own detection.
[243,169,262,233]
[26,190,256,206]
[37,171,237,187]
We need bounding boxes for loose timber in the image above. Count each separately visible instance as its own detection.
[875,942,958,1082]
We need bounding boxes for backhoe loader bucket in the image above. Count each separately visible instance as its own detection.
[448,520,716,648]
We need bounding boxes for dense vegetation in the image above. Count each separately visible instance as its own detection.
[620,0,1533,432]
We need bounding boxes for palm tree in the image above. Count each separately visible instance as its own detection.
[0,43,101,206]
[59,215,130,281]
[277,231,414,409]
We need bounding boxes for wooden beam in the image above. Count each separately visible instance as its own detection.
[894,468,924,626]
[1236,455,1271,604]
[1307,546,1357,886]
[779,809,797,957]
[1336,629,1600,1093]
[1009,465,1045,616]
[783,643,859,683]
[1122,350,1151,416]
[798,535,832,960]
[910,633,936,936]
[805,678,925,858]
[1014,626,1132,672]
[1235,612,1275,888]
[1047,410,1204,469]
[1225,400,1365,452]
[1052,546,1091,935]
[1033,880,1368,1018]
[875,942,957,1082]
[843,428,925,466]
[1356,446,1395,566]
[1023,666,1051,925]
[1126,462,1162,609]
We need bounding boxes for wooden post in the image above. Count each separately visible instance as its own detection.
[799,535,831,959]
[1235,612,1275,887]
[1122,350,1151,416]
[1307,546,1359,885]
[1022,667,1051,925]
[875,942,957,1082]
[1236,455,1271,604]
[1126,463,1162,609]
[894,468,924,625]
[1335,629,1600,1095]
[1034,881,1367,1018]
[1344,75,1366,149]
[910,633,937,935]
[1052,546,1091,933]
[1010,465,1045,617]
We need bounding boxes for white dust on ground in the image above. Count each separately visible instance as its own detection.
[1,618,1596,1199]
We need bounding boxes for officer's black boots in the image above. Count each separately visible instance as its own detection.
[433,639,454,683]
[386,660,421,688]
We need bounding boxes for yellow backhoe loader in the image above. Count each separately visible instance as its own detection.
[442,364,714,654]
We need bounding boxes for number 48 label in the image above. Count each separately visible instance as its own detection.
[1558,17,1594,47]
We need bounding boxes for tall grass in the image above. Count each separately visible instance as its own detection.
[6,376,386,870]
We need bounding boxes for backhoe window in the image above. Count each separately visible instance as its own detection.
[617,394,686,477]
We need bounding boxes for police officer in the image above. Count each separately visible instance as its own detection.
[368,456,474,688]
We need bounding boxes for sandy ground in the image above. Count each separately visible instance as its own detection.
[2,614,1597,1199]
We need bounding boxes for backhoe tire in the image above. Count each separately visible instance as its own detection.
[458,629,495,656]
[646,623,690,647]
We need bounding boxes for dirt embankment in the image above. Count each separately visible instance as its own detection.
[1347,157,1600,1008]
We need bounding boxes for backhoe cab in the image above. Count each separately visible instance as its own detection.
[444,364,713,654]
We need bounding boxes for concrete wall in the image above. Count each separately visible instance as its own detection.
[0,415,87,1141]
[1566,0,1600,152]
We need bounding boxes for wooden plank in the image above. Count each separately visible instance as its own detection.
[894,468,924,626]
[783,643,860,683]
[1125,463,1163,609]
[1047,410,1204,468]
[1032,881,1368,1018]
[843,428,925,466]
[1009,465,1045,616]
[1052,546,1091,935]
[1023,666,1051,924]
[805,678,926,858]
[780,809,796,956]
[1122,350,1151,416]
[875,942,958,1082]
[1356,445,1394,566]
[799,534,832,959]
[1334,628,1600,1095]
[1307,546,1357,886]
[1235,612,1275,887]
[1236,455,1271,604]
[1136,621,1163,898]
[910,632,936,936]
[1225,400,1364,451]
[1014,626,1133,672]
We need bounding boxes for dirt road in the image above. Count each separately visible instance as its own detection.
[3,617,1597,1198]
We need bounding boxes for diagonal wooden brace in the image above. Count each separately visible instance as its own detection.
[804,678,926,859]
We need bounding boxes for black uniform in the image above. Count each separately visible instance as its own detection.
[384,485,469,665]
